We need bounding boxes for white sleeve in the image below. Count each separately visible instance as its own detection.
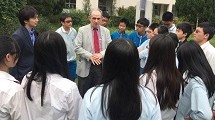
[190,86,213,120]
[151,100,162,120]
[143,87,161,120]
[9,89,29,120]
[67,84,82,120]
[78,89,93,120]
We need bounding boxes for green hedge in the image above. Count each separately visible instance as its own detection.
[0,0,26,35]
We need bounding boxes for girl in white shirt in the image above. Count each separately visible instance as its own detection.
[21,31,82,120]
[0,36,29,120]
[79,39,161,120]
[175,41,215,119]
[139,34,184,120]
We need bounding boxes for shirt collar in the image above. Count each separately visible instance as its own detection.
[26,27,35,35]
[200,41,210,49]
[61,26,72,34]
[169,24,176,32]
[118,30,125,34]
[136,32,146,38]
[91,25,100,30]
[0,71,18,82]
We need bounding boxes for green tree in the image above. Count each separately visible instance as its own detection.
[117,6,136,29]
[175,0,215,25]
[0,0,26,35]
[27,0,65,16]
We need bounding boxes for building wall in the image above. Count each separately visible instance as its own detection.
[136,0,176,23]
[153,0,175,4]
[76,0,84,10]
[72,0,175,11]
[115,0,137,8]
[68,0,175,23]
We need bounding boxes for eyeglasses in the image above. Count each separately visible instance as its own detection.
[64,20,72,23]
[135,24,144,28]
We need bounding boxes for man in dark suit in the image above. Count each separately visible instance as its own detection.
[10,6,39,81]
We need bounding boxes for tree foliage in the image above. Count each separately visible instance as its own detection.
[175,0,215,24]
[27,0,66,16]
[0,0,27,35]
[117,6,136,29]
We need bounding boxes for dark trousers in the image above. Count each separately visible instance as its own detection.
[78,64,102,97]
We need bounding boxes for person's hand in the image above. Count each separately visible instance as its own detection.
[93,53,103,60]
[184,116,192,120]
[90,53,102,65]
[212,111,215,120]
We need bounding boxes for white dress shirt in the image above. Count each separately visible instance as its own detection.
[140,70,178,120]
[169,24,176,33]
[175,76,214,120]
[0,71,29,120]
[201,41,215,73]
[78,85,161,120]
[21,73,82,120]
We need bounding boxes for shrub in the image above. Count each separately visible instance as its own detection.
[109,16,121,28]
[116,6,136,29]
[62,9,89,27]
[27,0,66,16]
[0,0,26,35]
[35,15,54,33]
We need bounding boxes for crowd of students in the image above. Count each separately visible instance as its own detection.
[1,5,215,120]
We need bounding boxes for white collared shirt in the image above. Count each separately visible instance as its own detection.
[79,85,161,120]
[56,27,77,62]
[21,73,82,120]
[140,70,178,120]
[169,24,176,33]
[201,41,215,73]
[0,71,29,120]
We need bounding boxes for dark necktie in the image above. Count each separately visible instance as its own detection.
[93,28,100,53]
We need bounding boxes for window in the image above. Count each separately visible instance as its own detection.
[153,4,161,16]
[65,0,76,9]
[99,0,108,12]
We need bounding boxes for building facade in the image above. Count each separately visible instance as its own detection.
[65,0,138,11]
[65,0,176,22]
[137,0,176,23]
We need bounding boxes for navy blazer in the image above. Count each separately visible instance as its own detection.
[10,26,38,81]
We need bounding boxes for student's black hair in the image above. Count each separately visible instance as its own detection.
[167,33,179,48]
[149,23,159,31]
[143,34,184,110]
[18,6,38,26]
[0,36,20,63]
[137,18,150,27]
[198,22,215,41]
[59,13,71,22]
[119,18,129,26]
[102,11,110,19]
[158,25,169,34]
[26,31,69,106]
[162,11,174,21]
[177,41,215,98]
[177,22,193,38]
[96,39,142,120]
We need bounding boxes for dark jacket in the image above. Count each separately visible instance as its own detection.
[10,26,38,81]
